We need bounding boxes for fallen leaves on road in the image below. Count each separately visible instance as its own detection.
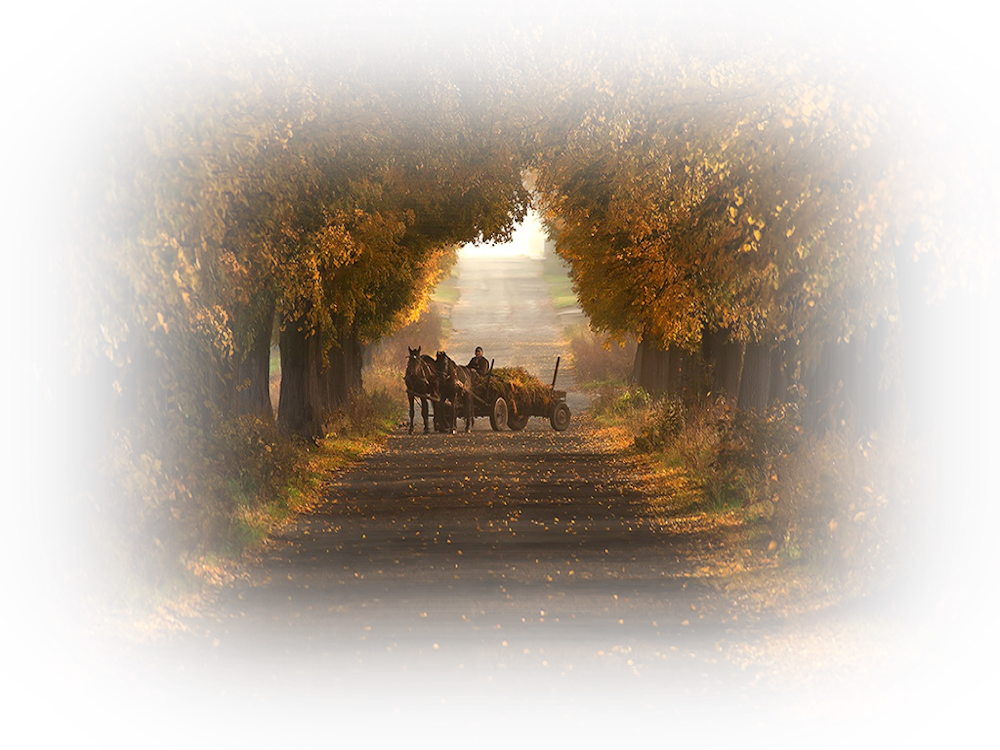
[650,458,952,730]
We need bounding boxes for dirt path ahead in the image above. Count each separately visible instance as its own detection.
[92,254,929,746]
[444,253,589,417]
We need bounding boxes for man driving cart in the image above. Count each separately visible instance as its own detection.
[467,346,490,377]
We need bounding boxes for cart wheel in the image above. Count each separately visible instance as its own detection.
[550,402,571,431]
[507,411,529,431]
[489,397,508,431]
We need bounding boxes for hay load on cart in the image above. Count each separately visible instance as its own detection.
[472,357,571,432]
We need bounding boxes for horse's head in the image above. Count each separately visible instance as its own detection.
[406,346,425,382]
[435,351,452,372]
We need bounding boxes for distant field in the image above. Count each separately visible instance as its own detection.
[541,252,579,310]
[431,270,460,306]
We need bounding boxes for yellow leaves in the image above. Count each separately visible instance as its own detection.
[786,226,796,238]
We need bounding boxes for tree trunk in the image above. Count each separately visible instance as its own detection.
[277,315,325,440]
[237,302,276,420]
[670,345,705,402]
[702,327,743,398]
[799,347,822,433]
[663,346,684,397]
[737,339,772,411]
[634,338,667,395]
[768,341,789,404]
[805,340,858,433]
[324,327,365,410]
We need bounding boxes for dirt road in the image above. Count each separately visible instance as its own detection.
[445,253,587,416]
[87,254,934,746]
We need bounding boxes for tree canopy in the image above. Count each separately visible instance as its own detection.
[7,0,1000,664]
[525,29,994,418]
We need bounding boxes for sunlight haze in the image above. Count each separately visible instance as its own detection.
[460,208,547,259]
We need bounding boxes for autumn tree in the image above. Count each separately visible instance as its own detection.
[266,57,531,438]
[4,5,302,616]
[4,2,527,612]
[525,3,997,468]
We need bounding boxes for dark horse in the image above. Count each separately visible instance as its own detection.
[435,351,474,433]
[404,346,438,434]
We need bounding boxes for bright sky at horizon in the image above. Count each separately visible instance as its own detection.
[459,208,547,259]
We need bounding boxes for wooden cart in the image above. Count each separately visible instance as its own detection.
[471,357,571,432]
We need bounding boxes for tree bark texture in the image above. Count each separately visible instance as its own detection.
[634,338,665,395]
[324,327,365,410]
[277,316,325,440]
[634,338,704,401]
[737,339,772,411]
[674,346,705,401]
[237,302,276,420]
[702,328,743,398]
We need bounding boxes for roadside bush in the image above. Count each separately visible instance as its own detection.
[98,412,306,596]
[671,397,731,487]
[590,381,652,422]
[634,397,686,453]
[325,386,402,438]
[707,401,805,510]
[770,417,950,606]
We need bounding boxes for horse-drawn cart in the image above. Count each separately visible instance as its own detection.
[406,348,571,433]
[472,357,571,432]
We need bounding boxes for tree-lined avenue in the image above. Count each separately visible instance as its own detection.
[98,255,915,745]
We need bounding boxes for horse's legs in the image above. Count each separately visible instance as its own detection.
[421,397,430,433]
[408,393,415,434]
